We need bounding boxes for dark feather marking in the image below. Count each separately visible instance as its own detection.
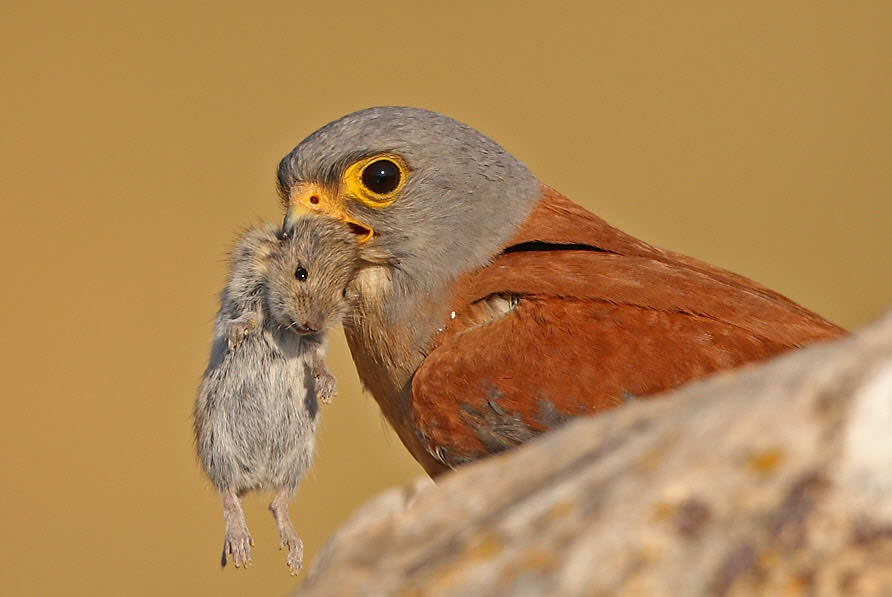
[458,401,537,455]
[502,241,615,255]
[535,399,573,429]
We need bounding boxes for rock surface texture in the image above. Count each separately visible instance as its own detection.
[295,308,892,597]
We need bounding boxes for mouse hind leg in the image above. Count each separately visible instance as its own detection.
[269,488,303,574]
[221,488,253,569]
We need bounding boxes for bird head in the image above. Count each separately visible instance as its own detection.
[276,107,542,305]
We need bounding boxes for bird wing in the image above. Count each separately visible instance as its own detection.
[410,189,843,472]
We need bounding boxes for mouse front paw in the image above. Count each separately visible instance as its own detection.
[314,371,337,404]
[225,316,258,352]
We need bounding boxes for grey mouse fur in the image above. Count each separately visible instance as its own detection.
[193,215,363,574]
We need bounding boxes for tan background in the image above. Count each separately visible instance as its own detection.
[2,1,890,595]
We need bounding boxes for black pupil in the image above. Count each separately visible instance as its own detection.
[295,266,308,281]
[361,160,400,195]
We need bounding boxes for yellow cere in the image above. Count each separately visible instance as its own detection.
[286,181,374,244]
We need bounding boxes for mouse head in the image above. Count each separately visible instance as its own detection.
[264,215,363,336]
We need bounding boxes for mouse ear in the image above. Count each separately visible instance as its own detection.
[358,245,400,268]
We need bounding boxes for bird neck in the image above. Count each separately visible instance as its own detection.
[342,265,458,470]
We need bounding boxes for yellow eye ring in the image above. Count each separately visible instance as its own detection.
[343,153,408,208]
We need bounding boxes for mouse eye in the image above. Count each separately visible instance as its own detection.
[295,266,308,281]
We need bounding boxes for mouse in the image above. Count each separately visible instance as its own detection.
[193,215,365,575]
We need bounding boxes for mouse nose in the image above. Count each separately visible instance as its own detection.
[295,321,318,334]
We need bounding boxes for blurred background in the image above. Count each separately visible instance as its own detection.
[2,1,890,595]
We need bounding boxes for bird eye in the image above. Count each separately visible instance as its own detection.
[361,159,401,195]
[295,266,308,281]
[343,153,407,208]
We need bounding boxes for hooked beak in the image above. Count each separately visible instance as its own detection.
[282,182,373,243]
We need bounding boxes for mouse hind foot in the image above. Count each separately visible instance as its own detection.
[221,488,253,569]
[269,488,303,574]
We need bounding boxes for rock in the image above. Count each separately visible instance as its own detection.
[295,308,892,597]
